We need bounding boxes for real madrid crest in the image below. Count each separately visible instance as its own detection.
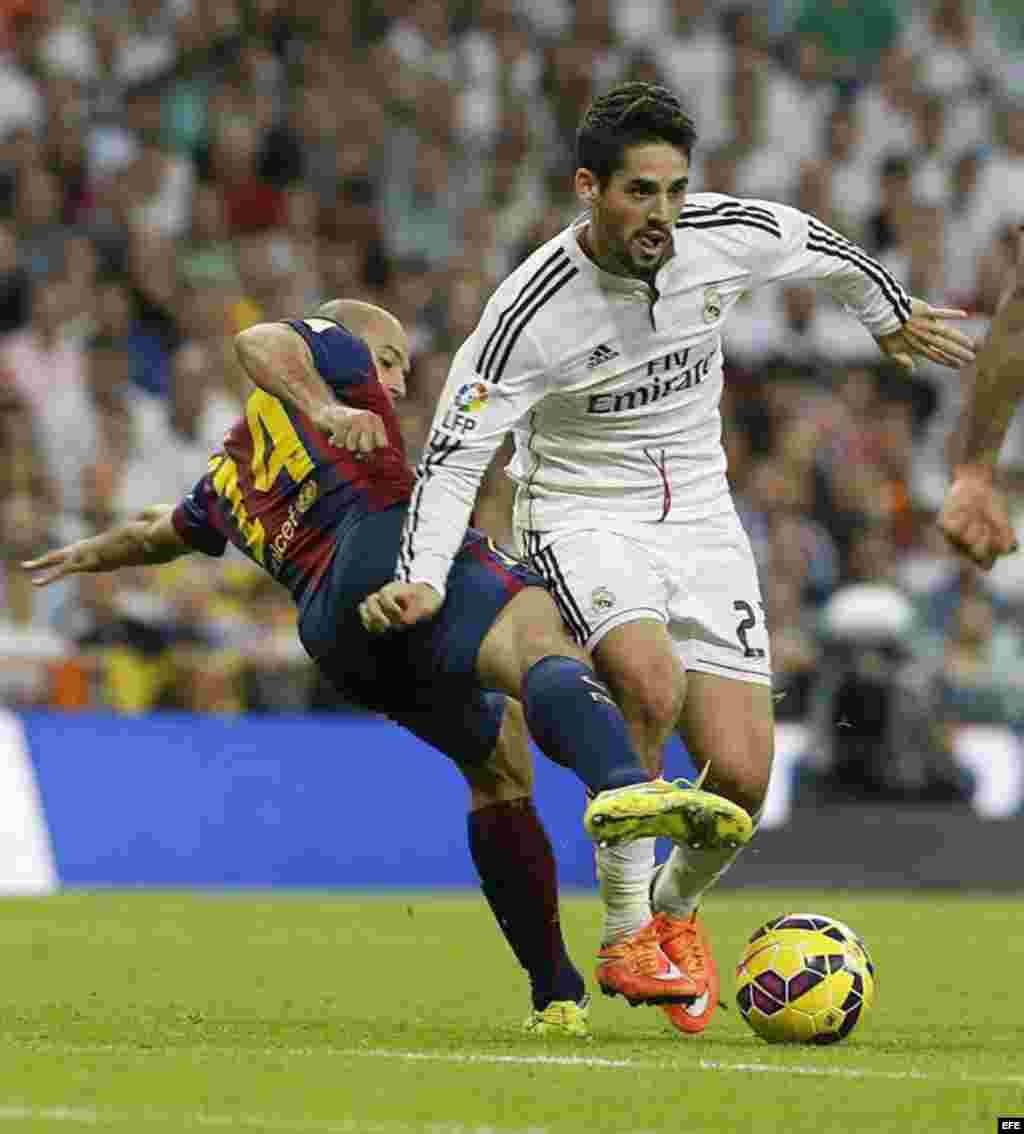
[702,286,722,324]
[590,586,616,614]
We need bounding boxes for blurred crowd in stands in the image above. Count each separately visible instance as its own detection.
[0,0,1023,803]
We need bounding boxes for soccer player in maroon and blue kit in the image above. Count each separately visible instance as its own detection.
[24,299,752,1029]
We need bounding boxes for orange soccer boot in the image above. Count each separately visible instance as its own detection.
[596,917,699,1006]
[655,911,720,1034]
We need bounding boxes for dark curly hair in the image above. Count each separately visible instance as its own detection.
[576,82,697,187]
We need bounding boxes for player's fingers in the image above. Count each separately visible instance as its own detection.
[399,599,431,625]
[921,326,976,362]
[917,305,969,320]
[902,328,967,369]
[929,320,976,345]
[359,596,393,634]
[29,563,71,587]
[925,345,969,369]
[940,523,970,557]
[994,522,1018,556]
[920,330,976,363]
[378,594,405,623]
[907,326,975,365]
[964,524,992,565]
[20,549,65,571]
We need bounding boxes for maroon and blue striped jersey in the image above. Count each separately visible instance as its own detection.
[172,318,414,603]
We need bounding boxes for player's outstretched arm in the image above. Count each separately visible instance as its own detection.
[235,323,388,455]
[732,200,975,371]
[938,230,1024,569]
[21,508,191,587]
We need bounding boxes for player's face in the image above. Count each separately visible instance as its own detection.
[579,143,690,279]
[366,328,412,404]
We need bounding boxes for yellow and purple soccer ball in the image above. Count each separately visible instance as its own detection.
[736,913,876,1044]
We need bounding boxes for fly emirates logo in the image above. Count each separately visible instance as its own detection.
[585,345,717,415]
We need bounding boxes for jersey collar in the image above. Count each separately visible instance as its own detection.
[565,217,677,297]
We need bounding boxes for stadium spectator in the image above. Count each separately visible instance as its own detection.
[0,398,66,707]
[207,116,285,235]
[794,0,900,79]
[973,101,1024,252]
[0,218,30,334]
[939,584,1024,725]
[14,165,69,282]
[825,105,874,241]
[0,276,97,536]
[384,139,458,270]
[0,10,45,140]
[854,46,919,171]
[902,0,1006,105]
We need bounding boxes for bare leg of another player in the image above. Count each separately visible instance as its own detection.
[588,620,685,962]
[652,674,773,1032]
[590,620,773,1034]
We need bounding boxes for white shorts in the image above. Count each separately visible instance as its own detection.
[519,512,772,686]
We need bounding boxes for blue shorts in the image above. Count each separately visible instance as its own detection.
[298,504,546,766]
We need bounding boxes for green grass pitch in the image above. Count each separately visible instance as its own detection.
[1,890,1022,1133]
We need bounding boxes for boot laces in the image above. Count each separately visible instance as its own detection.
[606,922,665,977]
[659,913,708,982]
[673,761,711,791]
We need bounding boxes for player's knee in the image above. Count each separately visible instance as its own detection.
[617,668,685,737]
[467,776,530,811]
[464,751,532,808]
[466,699,534,806]
[518,625,588,674]
[711,743,773,818]
[739,760,772,819]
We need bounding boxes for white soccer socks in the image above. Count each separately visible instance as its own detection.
[596,837,656,945]
[652,806,763,918]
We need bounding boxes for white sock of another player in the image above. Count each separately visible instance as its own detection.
[597,838,656,944]
[651,807,763,919]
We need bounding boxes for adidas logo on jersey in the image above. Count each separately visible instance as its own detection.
[586,343,620,369]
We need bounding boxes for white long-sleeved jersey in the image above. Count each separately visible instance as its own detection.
[397,193,912,596]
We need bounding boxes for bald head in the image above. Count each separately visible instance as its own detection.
[316,298,400,341]
[316,298,410,400]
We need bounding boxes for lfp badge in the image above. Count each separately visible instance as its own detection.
[454,381,490,413]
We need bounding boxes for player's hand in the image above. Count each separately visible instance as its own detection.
[313,404,388,458]
[21,541,101,587]
[875,300,977,372]
[937,467,1019,570]
[359,582,443,633]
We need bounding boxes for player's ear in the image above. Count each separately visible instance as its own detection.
[575,169,599,204]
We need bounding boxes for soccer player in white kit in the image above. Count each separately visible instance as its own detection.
[361,82,976,1034]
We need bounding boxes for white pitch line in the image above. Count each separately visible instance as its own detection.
[10,1040,1024,1089]
[0,1105,557,1134]
[697,1059,1024,1087]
